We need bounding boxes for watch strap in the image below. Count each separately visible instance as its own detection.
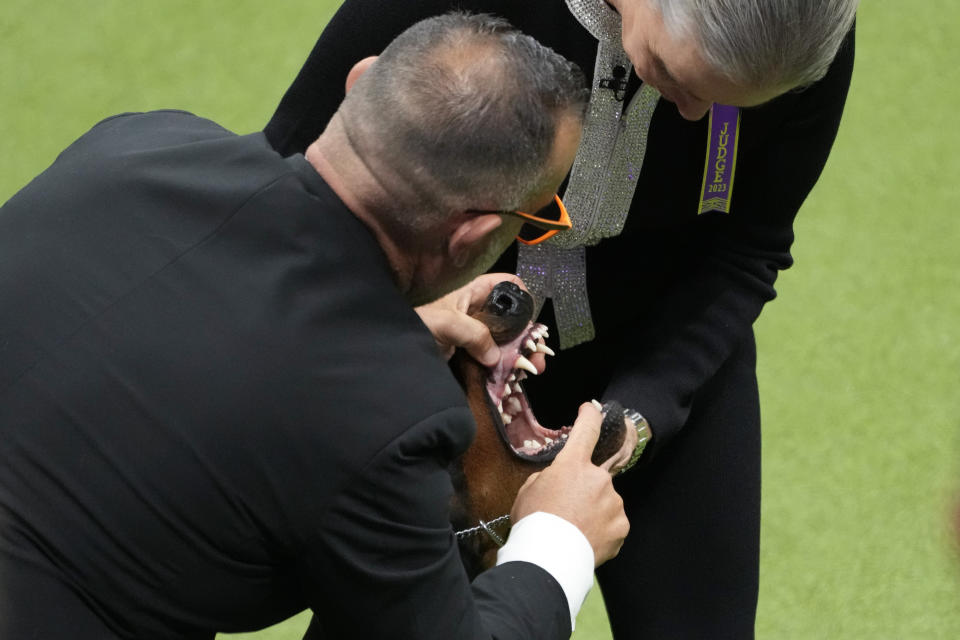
[620,408,650,473]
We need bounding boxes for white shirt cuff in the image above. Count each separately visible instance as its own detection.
[495,511,594,630]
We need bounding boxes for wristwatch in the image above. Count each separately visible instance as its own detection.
[620,408,651,473]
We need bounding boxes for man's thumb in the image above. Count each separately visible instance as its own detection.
[556,400,603,462]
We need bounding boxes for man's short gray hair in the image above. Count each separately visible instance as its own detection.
[340,13,588,234]
[651,0,858,88]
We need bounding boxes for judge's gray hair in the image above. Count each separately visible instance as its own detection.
[651,0,858,88]
[340,13,588,231]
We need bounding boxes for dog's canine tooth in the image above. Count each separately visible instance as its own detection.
[536,343,555,356]
[514,355,538,375]
[525,339,537,353]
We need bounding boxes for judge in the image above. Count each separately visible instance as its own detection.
[265,1,859,636]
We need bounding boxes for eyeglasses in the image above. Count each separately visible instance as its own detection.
[498,194,572,246]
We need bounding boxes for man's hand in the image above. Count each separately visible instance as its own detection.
[510,402,630,566]
[415,273,526,367]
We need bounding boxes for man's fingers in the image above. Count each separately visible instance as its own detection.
[555,401,603,462]
[598,455,620,473]
[433,310,500,366]
[414,274,527,366]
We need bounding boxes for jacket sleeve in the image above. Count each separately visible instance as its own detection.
[603,27,856,454]
[298,408,571,640]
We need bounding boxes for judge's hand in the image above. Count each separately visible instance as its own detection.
[415,273,526,367]
[510,402,630,567]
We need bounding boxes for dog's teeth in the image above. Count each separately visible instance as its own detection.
[544,437,553,444]
[502,385,511,398]
[507,373,516,382]
[498,401,503,413]
[512,382,523,394]
[537,343,555,356]
[507,397,522,414]
[514,355,538,375]
[525,339,537,353]
[561,433,568,440]
[515,371,527,381]
[502,413,512,425]
[530,330,542,341]
[523,439,542,449]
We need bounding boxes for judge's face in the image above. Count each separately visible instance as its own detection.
[609,0,787,120]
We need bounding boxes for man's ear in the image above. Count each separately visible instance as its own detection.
[345,56,378,93]
[448,214,503,268]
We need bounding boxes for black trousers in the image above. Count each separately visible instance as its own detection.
[597,334,762,640]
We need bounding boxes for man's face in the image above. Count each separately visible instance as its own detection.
[409,113,583,305]
[612,0,787,120]
[469,112,583,272]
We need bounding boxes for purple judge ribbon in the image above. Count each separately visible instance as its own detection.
[698,103,741,214]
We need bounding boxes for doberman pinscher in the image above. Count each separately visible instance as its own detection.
[449,282,636,576]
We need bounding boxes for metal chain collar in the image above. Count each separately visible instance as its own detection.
[454,514,511,548]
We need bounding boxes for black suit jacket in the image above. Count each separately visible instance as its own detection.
[0,111,569,639]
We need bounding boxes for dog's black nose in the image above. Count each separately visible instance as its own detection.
[490,282,527,315]
[474,281,534,344]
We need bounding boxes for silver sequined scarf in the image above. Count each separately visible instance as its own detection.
[517,0,660,349]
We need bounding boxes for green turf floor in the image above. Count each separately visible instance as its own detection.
[3,1,959,637]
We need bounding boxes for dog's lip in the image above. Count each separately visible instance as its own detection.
[483,388,569,462]
[484,323,567,462]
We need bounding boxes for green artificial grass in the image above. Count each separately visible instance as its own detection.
[2,1,958,638]
[754,3,960,636]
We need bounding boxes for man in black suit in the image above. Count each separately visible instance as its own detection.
[0,14,627,639]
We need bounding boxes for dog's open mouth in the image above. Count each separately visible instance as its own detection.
[459,280,631,467]
[483,321,569,462]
